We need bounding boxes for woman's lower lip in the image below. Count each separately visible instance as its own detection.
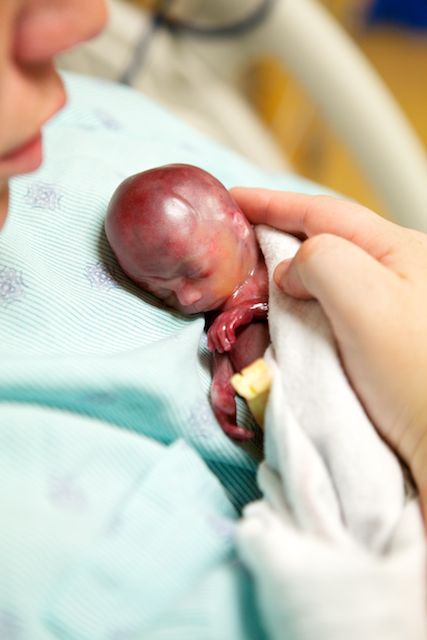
[0,133,43,173]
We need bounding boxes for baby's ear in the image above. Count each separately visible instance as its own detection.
[231,208,252,240]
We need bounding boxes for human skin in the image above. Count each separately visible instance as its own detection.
[0,0,107,230]
[232,187,427,518]
[105,164,270,440]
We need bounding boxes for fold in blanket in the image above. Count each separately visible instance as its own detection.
[237,225,426,639]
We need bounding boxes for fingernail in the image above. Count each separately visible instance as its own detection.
[274,259,292,289]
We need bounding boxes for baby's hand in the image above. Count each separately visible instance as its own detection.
[207,301,268,353]
[232,188,427,511]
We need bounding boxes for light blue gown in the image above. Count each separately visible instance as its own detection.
[0,72,325,639]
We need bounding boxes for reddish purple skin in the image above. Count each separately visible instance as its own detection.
[105,164,270,440]
[207,258,269,440]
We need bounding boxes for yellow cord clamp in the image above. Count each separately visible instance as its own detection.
[231,358,272,428]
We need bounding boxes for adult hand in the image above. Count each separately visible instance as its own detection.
[231,188,427,507]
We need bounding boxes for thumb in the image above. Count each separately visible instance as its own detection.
[274,233,399,337]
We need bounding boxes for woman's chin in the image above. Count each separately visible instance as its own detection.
[0,182,9,230]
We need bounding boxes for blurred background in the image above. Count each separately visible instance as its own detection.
[59,0,427,221]
[247,0,427,215]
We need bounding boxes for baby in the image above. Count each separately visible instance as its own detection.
[105,164,270,440]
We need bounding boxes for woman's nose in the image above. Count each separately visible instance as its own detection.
[14,0,108,63]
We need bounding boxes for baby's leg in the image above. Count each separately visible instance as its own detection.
[211,351,254,440]
[229,322,270,373]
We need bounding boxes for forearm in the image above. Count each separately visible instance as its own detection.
[207,299,268,353]
[242,300,268,320]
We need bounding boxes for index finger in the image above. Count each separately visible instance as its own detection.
[230,188,397,259]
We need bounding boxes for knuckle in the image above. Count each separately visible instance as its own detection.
[310,194,351,212]
[302,195,334,225]
[311,194,336,209]
[299,233,337,264]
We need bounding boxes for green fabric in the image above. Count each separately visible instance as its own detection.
[1,404,266,639]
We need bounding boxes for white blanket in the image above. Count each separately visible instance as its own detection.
[237,226,427,639]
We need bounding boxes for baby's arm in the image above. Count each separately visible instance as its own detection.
[207,299,268,353]
[207,253,269,353]
[208,259,270,439]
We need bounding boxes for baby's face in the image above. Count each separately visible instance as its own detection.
[137,222,256,314]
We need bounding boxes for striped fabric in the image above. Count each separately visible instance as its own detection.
[0,72,326,639]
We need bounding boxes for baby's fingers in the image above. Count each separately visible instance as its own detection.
[226,320,236,346]
[226,312,244,345]
[207,327,219,352]
[208,322,231,353]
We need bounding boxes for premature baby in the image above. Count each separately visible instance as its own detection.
[105,164,270,440]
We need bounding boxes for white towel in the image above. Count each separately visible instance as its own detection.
[237,226,427,639]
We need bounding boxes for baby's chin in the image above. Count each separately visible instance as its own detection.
[173,296,227,315]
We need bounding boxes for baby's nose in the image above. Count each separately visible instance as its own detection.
[175,283,202,307]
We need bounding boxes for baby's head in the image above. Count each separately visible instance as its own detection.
[105,164,258,314]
